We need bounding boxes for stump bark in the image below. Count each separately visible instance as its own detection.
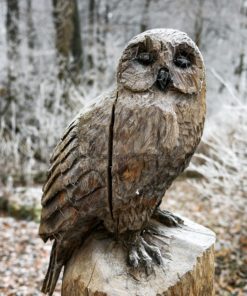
[62,216,216,296]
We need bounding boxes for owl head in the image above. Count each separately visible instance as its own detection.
[117,29,205,95]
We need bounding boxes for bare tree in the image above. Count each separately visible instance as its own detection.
[3,0,20,117]
[95,0,109,87]
[87,0,95,70]
[52,0,83,82]
[26,0,36,64]
[71,0,83,76]
[140,0,151,32]
[194,0,204,47]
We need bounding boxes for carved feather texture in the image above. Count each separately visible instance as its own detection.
[39,92,116,240]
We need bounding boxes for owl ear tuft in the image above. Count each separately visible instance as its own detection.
[145,35,153,52]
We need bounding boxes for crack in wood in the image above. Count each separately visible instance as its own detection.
[107,92,118,220]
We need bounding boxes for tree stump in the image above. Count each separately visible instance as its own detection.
[62,216,216,296]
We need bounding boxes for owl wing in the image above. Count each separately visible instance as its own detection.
[39,92,116,241]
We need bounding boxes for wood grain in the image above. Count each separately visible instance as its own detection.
[62,216,216,296]
[39,28,207,295]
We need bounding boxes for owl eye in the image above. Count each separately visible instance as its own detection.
[136,52,154,66]
[174,53,192,69]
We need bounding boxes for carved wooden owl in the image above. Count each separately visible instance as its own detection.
[39,29,206,295]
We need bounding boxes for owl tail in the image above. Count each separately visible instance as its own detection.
[41,240,64,296]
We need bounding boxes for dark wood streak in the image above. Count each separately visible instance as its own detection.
[107,92,118,221]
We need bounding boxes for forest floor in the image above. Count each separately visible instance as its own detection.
[165,181,247,296]
[0,179,246,296]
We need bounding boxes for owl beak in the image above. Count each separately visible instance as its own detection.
[156,68,171,91]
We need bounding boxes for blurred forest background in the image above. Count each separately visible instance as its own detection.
[0,0,246,295]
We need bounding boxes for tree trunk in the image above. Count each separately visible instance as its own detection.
[71,0,83,77]
[140,0,151,33]
[194,0,204,48]
[4,0,20,116]
[52,0,82,105]
[87,0,95,70]
[62,216,216,296]
[52,0,82,80]
[52,0,74,58]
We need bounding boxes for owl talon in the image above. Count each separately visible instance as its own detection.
[128,248,139,268]
[153,208,184,227]
[126,233,163,271]
[141,239,163,265]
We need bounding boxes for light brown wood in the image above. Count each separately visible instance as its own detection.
[39,29,207,295]
[62,216,215,296]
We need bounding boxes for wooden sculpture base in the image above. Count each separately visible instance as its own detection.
[62,216,216,296]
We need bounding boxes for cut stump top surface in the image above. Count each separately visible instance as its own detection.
[62,216,216,296]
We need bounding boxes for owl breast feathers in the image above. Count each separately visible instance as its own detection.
[39,28,206,295]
